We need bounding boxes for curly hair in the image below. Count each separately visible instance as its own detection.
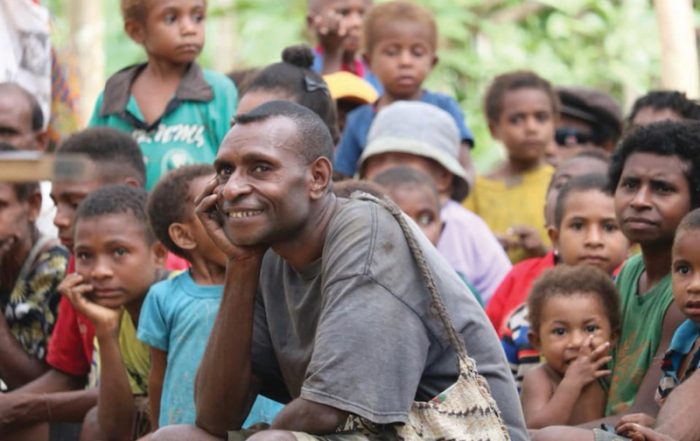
[483,70,559,122]
[147,164,214,258]
[74,184,154,243]
[527,265,621,336]
[627,90,700,126]
[608,121,700,209]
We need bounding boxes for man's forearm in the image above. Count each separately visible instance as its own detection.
[654,371,700,441]
[0,318,49,389]
[0,388,97,426]
[195,257,263,436]
[96,333,136,441]
[271,398,347,434]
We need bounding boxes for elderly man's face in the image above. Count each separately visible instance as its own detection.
[0,91,41,150]
[213,116,314,247]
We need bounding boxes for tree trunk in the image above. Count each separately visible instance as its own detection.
[653,0,699,98]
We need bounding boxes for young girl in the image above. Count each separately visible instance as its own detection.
[500,173,630,388]
[613,208,700,438]
[464,70,558,263]
[521,265,620,428]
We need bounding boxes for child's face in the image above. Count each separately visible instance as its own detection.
[388,184,442,246]
[614,152,691,247]
[0,183,39,262]
[489,88,555,165]
[531,293,613,377]
[50,177,103,251]
[552,189,630,274]
[131,0,205,65]
[74,213,163,310]
[672,229,700,323]
[366,20,436,101]
[187,175,227,267]
[544,157,609,226]
[309,0,370,55]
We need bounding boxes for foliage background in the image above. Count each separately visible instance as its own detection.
[43,0,700,170]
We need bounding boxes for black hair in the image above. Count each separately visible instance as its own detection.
[74,184,154,243]
[0,143,40,201]
[527,265,621,336]
[674,208,700,249]
[372,166,440,211]
[554,173,611,228]
[608,121,700,208]
[57,127,146,187]
[484,70,559,122]
[148,164,214,258]
[0,82,43,131]
[627,90,700,125]
[244,45,340,144]
[234,100,334,163]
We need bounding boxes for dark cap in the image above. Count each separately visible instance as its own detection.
[557,86,623,145]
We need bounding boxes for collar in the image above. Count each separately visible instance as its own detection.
[100,62,213,117]
[669,319,700,354]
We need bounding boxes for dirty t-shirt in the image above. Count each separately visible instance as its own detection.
[251,198,527,441]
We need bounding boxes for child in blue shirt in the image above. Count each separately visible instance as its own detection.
[333,0,474,179]
[89,0,237,190]
[137,165,282,429]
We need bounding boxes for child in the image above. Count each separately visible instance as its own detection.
[89,0,238,190]
[60,185,168,440]
[307,0,382,92]
[236,45,340,144]
[614,208,700,438]
[358,101,510,303]
[137,165,283,429]
[372,165,484,306]
[520,265,620,428]
[333,0,475,180]
[0,145,69,389]
[500,173,630,389]
[604,121,700,417]
[464,70,558,263]
[627,90,700,129]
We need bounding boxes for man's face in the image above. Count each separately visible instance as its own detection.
[0,183,38,263]
[213,117,314,247]
[0,91,41,150]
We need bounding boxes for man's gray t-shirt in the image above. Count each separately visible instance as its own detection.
[251,198,527,440]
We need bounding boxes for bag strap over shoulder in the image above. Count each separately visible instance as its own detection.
[351,192,469,363]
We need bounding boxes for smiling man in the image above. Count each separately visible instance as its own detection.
[152,101,527,441]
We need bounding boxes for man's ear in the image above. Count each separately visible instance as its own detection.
[26,189,42,223]
[528,330,541,350]
[124,18,145,45]
[168,223,196,253]
[308,157,333,200]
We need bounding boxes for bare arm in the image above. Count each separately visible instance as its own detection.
[0,313,49,389]
[649,369,700,440]
[271,398,348,434]
[148,347,167,431]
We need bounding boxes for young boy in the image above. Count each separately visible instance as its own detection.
[61,184,168,440]
[307,0,382,92]
[0,145,68,390]
[464,70,558,263]
[333,0,474,180]
[137,165,283,429]
[358,101,510,303]
[521,265,620,428]
[89,0,238,190]
[0,127,146,441]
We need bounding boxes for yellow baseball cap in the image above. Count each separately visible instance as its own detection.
[323,72,378,105]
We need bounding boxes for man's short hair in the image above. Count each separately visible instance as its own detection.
[57,127,146,187]
[233,100,334,164]
[75,184,154,243]
[627,90,700,124]
[608,121,700,209]
[0,142,40,201]
[0,82,44,131]
[148,164,214,258]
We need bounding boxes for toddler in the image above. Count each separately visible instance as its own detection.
[521,265,620,428]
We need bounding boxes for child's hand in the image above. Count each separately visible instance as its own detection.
[195,177,268,263]
[59,273,122,338]
[561,336,612,390]
[499,225,548,258]
[616,413,657,432]
[310,9,350,54]
[615,423,677,441]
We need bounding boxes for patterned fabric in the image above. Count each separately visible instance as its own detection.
[655,319,700,406]
[500,303,540,390]
[2,242,69,360]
